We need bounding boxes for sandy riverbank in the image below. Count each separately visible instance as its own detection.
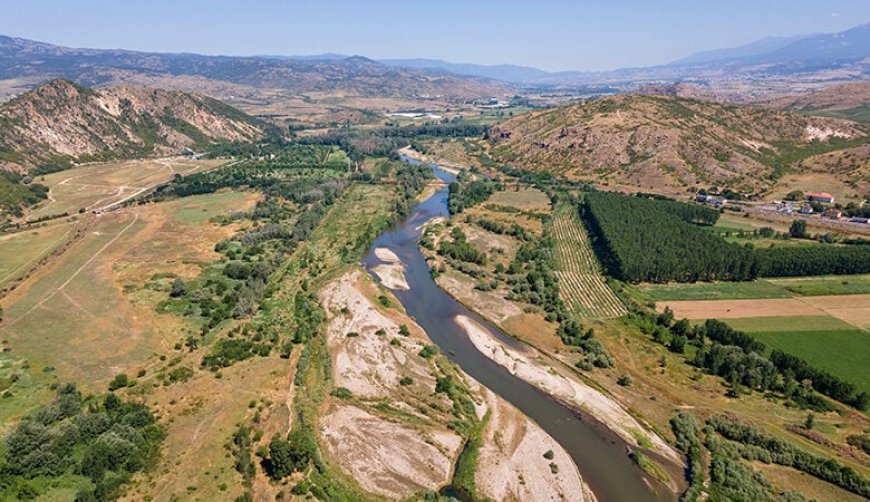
[456,314,682,466]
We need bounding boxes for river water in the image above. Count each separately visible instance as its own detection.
[362,160,669,501]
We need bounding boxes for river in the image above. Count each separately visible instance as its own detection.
[362,159,671,501]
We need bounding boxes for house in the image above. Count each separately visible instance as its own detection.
[695,194,727,207]
[799,203,814,214]
[806,192,835,204]
[850,217,870,224]
[822,209,842,219]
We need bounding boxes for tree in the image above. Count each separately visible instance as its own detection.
[804,413,815,430]
[108,374,129,391]
[789,219,808,239]
[268,435,294,480]
[169,278,186,298]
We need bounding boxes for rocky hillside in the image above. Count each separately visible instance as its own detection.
[488,94,869,192]
[761,81,870,124]
[0,79,265,171]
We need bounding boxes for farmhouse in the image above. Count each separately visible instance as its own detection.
[806,192,835,204]
[822,209,842,219]
[799,203,814,214]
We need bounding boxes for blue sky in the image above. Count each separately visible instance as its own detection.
[3,0,869,71]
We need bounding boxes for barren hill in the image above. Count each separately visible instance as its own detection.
[0,79,265,171]
[488,94,869,193]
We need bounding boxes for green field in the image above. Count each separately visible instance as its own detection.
[724,316,856,333]
[767,275,870,297]
[749,329,870,394]
[633,280,793,301]
[636,274,870,301]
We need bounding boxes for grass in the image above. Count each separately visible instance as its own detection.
[0,221,76,288]
[24,158,226,221]
[724,316,856,333]
[767,275,870,297]
[749,329,870,394]
[487,187,552,213]
[633,280,793,301]
[636,273,870,302]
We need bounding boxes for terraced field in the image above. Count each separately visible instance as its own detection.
[551,202,626,318]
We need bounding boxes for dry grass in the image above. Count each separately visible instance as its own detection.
[25,157,226,220]
[0,191,256,423]
[487,187,552,213]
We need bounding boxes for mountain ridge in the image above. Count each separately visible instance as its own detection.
[487,94,868,193]
[0,79,266,172]
[0,35,506,100]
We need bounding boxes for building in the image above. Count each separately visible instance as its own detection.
[799,203,814,214]
[850,217,870,224]
[821,209,842,219]
[806,192,835,204]
[695,193,727,207]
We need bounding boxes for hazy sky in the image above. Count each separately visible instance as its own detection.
[3,0,869,71]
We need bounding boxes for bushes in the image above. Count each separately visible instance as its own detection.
[438,227,487,265]
[1,385,163,501]
[708,416,870,498]
[448,174,499,214]
[670,412,704,502]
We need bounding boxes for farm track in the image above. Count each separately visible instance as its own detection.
[551,203,626,319]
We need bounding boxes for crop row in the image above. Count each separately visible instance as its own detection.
[551,203,626,318]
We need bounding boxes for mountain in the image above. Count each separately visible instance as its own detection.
[379,58,552,84]
[0,79,265,172]
[487,94,868,193]
[0,35,505,101]
[670,35,808,66]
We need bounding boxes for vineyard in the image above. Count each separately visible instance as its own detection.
[551,202,626,318]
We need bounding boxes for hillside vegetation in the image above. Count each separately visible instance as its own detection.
[488,94,868,192]
[0,79,265,172]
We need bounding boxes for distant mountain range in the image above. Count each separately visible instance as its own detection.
[0,36,505,101]
[375,22,870,85]
[0,22,867,106]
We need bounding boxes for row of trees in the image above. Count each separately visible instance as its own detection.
[708,416,870,498]
[582,191,758,282]
[756,245,870,277]
[297,123,488,161]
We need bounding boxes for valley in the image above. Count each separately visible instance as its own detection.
[0,11,869,502]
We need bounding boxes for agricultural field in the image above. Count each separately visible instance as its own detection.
[636,273,870,301]
[551,202,626,318]
[769,274,870,297]
[633,280,793,301]
[721,314,870,392]
[754,329,870,394]
[23,157,226,220]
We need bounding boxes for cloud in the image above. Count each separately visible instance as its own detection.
[830,12,841,17]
